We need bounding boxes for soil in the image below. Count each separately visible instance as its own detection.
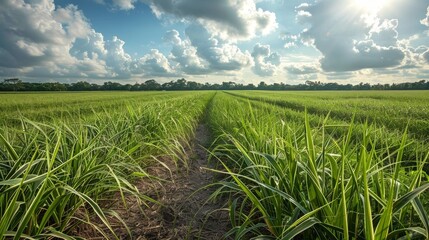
[77,123,230,239]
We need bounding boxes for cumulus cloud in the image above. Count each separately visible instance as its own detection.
[281,33,299,49]
[420,6,429,27]
[112,0,136,10]
[92,0,137,10]
[393,44,429,69]
[0,0,179,79]
[324,71,356,80]
[185,25,252,72]
[0,0,257,80]
[284,63,319,81]
[103,36,132,77]
[0,0,79,68]
[296,8,312,24]
[423,50,429,63]
[251,43,280,76]
[54,5,91,38]
[71,30,107,59]
[72,34,176,78]
[0,0,113,78]
[163,30,209,74]
[369,19,399,47]
[145,0,277,41]
[285,64,319,75]
[297,0,405,72]
[160,26,253,76]
[131,49,176,77]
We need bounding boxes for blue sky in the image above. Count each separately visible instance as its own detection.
[0,0,428,84]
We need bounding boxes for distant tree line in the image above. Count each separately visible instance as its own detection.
[1,78,428,91]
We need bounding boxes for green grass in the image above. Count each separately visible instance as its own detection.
[207,92,429,239]
[0,91,214,239]
[1,90,428,239]
[0,91,195,127]
[226,90,429,139]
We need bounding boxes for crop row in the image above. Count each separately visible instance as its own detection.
[207,92,429,239]
[1,90,428,239]
[0,92,214,239]
[0,92,194,127]
[229,93,429,168]
[226,90,429,139]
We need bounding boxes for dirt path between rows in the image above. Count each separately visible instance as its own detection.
[79,123,229,239]
[135,123,230,239]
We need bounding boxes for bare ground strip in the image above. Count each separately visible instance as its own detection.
[77,123,229,239]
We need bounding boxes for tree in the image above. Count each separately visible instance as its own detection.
[258,81,267,90]
[3,78,22,91]
[187,81,201,90]
[221,82,236,90]
[143,79,161,90]
[245,83,256,90]
[168,78,186,90]
[0,79,428,91]
[70,81,92,91]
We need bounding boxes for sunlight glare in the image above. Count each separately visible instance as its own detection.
[353,0,387,13]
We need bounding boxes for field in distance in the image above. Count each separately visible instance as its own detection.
[1,90,428,239]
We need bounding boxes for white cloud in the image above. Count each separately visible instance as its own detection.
[160,26,254,76]
[298,0,405,72]
[423,50,429,63]
[112,0,136,10]
[285,64,319,75]
[92,0,136,10]
[369,19,399,47]
[185,25,252,72]
[104,36,132,77]
[71,30,108,59]
[163,30,209,74]
[2,0,426,83]
[145,0,278,41]
[54,5,91,39]
[323,71,356,80]
[16,40,46,57]
[281,34,299,49]
[422,6,429,27]
[132,49,176,77]
[0,0,260,80]
[284,42,296,48]
[296,10,312,24]
[0,0,77,68]
[394,44,428,68]
[0,0,180,79]
[251,43,281,76]
[283,61,320,81]
[76,53,108,77]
